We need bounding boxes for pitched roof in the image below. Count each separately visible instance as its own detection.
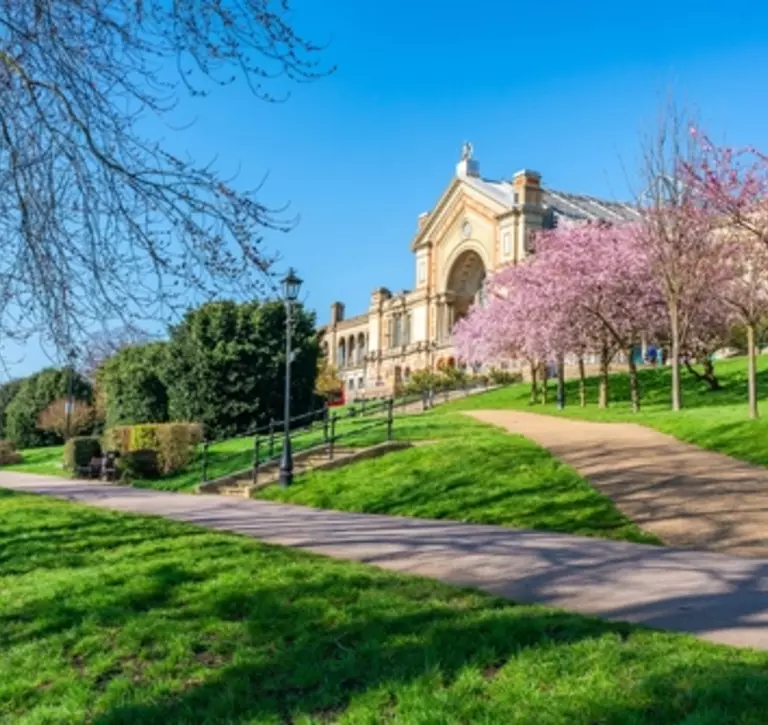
[461,175,640,225]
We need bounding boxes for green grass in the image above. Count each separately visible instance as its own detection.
[446,355,768,470]
[3,444,65,477]
[260,414,659,545]
[3,488,768,724]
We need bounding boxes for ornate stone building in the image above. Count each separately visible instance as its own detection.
[319,145,638,397]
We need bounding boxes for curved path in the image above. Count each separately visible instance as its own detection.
[468,410,768,557]
[2,470,768,650]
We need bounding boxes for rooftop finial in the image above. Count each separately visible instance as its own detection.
[456,142,479,178]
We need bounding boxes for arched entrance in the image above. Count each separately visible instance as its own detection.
[445,249,486,331]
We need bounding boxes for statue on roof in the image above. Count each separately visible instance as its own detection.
[461,141,473,161]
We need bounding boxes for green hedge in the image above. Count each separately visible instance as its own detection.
[63,437,102,471]
[104,422,202,477]
[117,449,160,479]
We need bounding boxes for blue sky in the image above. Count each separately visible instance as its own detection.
[5,0,768,377]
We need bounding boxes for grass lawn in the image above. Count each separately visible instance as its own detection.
[446,355,768,470]
[3,444,65,477]
[259,414,659,545]
[2,489,768,724]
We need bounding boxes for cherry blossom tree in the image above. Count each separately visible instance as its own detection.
[683,130,768,417]
[535,221,664,411]
[636,104,729,411]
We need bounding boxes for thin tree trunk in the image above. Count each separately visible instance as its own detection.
[578,356,586,407]
[529,361,538,405]
[627,345,640,413]
[556,355,565,410]
[683,357,721,391]
[599,345,610,409]
[670,304,682,411]
[748,322,759,419]
[540,362,549,404]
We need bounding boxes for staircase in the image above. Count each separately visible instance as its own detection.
[198,440,411,498]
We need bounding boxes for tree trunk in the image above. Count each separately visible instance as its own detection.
[748,322,759,419]
[627,345,640,413]
[529,361,538,405]
[540,362,549,404]
[670,304,682,411]
[598,345,610,409]
[683,357,721,391]
[578,356,586,407]
[556,355,565,410]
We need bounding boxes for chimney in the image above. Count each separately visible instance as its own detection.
[513,169,542,207]
[418,211,430,230]
[330,301,345,326]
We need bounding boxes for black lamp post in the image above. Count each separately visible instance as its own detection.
[278,267,303,487]
[65,349,76,440]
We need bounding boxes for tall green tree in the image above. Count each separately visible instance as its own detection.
[0,379,22,440]
[166,300,319,438]
[98,343,170,428]
[5,368,92,448]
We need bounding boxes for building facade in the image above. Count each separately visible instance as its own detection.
[319,145,639,398]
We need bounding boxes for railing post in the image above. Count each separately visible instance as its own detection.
[323,404,330,443]
[201,441,209,483]
[387,397,394,441]
[361,398,367,415]
[329,414,337,460]
[252,436,260,485]
[268,419,275,457]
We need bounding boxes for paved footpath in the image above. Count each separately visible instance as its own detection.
[2,470,768,651]
[469,410,768,558]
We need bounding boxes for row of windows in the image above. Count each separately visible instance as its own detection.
[388,313,411,348]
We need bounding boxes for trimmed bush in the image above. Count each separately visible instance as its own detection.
[488,368,523,386]
[0,440,22,466]
[103,422,202,476]
[103,426,133,454]
[132,424,161,453]
[118,449,160,479]
[155,423,203,474]
[63,437,102,471]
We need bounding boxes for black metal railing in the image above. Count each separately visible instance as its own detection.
[200,377,496,486]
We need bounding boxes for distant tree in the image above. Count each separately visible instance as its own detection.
[5,367,92,447]
[0,378,22,440]
[81,326,155,380]
[315,358,343,400]
[0,1,331,353]
[166,300,319,438]
[37,398,94,440]
[97,342,170,428]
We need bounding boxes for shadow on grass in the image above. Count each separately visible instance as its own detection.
[89,573,768,725]
[3,490,768,723]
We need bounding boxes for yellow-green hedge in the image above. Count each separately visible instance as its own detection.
[104,423,203,476]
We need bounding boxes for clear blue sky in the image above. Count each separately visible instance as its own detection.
[5,0,768,377]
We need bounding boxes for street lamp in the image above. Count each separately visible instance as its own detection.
[278,267,303,487]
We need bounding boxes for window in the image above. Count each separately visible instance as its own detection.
[417,259,426,284]
[393,315,403,347]
[358,377,364,390]
[404,314,411,346]
[503,232,511,256]
[348,378,355,391]
[513,191,520,205]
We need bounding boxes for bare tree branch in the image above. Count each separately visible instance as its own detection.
[0,1,331,354]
